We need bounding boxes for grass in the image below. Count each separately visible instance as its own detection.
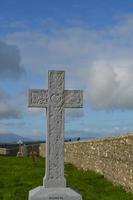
[0,156,133,200]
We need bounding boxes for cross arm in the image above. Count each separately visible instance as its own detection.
[28,89,48,108]
[64,90,83,108]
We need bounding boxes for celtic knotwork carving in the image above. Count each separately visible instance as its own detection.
[29,90,48,107]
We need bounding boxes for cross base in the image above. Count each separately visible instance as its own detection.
[16,152,23,157]
[28,187,82,200]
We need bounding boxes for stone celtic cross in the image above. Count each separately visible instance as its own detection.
[28,71,83,188]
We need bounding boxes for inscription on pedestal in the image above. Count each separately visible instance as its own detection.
[49,197,63,200]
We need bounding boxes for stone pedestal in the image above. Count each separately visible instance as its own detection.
[28,187,82,200]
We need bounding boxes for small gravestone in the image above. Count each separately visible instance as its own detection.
[28,71,83,200]
[17,140,23,157]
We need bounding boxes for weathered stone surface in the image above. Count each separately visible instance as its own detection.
[29,89,48,107]
[29,187,82,200]
[29,71,83,188]
[44,71,66,187]
[64,90,83,108]
[28,70,83,199]
[64,134,133,192]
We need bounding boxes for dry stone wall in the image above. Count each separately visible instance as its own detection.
[39,134,133,192]
[0,148,8,155]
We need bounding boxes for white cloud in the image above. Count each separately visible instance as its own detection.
[2,15,133,110]
[85,58,133,110]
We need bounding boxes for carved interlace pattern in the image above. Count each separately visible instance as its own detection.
[48,71,64,180]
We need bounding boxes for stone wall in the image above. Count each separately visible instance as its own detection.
[39,134,133,192]
[0,144,40,156]
[39,143,46,157]
[0,148,9,155]
[0,144,19,156]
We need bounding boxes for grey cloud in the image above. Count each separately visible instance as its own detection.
[0,102,21,119]
[0,89,10,100]
[0,89,21,120]
[0,41,25,79]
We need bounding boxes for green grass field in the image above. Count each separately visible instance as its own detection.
[0,156,133,200]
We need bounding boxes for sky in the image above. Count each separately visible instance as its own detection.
[1,0,133,140]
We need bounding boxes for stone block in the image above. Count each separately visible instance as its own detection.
[28,187,82,200]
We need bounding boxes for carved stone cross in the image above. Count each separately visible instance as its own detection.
[28,71,83,188]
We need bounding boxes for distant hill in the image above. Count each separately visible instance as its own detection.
[0,133,31,143]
